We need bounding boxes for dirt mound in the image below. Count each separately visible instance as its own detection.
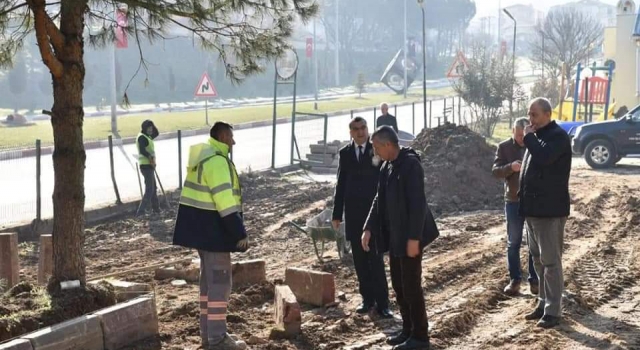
[411,123,503,214]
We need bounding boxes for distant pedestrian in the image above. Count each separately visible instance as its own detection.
[332,117,392,318]
[492,117,539,296]
[520,98,572,329]
[136,120,160,216]
[376,103,398,132]
[363,126,439,350]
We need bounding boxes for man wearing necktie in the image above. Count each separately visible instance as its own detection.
[332,117,392,318]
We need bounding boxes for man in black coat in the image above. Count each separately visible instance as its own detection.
[363,126,439,350]
[376,103,398,132]
[332,117,392,318]
[519,97,572,329]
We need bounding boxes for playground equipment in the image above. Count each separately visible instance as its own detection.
[553,62,615,133]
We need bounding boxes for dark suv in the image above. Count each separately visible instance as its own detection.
[571,104,640,169]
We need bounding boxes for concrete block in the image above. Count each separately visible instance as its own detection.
[22,315,103,350]
[88,279,152,302]
[310,144,338,154]
[154,265,199,282]
[0,339,32,350]
[37,234,52,285]
[232,259,266,288]
[0,232,19,288]
[284,268,335,307]
[274,285,301,336]
[94,296,159,350]
[306,154,335,164]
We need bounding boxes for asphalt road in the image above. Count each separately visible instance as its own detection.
[0,99,461,227]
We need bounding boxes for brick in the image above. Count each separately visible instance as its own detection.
[88,279,152,302]
[154,265,199,282]
[284,268,335,306]
[274,285,301,336]
[0,339,32,350]
[232,260,266,288]
[93,296,159,350]
[0,232,19,288]
[37,235,52,285]
[22,315,103,350]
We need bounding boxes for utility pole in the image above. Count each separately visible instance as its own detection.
[314,18,318,109]
[498,0,501,45]
[403,0,408,98]
[335,0,340,87]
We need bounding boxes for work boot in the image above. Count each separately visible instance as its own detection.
[393,337,430,350]
[208,334,246,350]
[524,307,544,321]
[503,280,521,296]
[386,331,410,346]
[536,315,560,329]
[529,281,539,295]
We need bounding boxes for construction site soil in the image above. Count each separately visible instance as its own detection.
[8,155,640,349]
[411,123,503,214]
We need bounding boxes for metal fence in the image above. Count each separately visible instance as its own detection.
[0,95,467,228]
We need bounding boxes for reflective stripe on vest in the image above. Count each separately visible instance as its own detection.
[136,133,155,165]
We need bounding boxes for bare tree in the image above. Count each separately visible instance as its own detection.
[453,42,516,137]
[531,8,603,81]
[0,0,317,292]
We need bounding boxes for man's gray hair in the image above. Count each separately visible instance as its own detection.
[371,125,399,145]
[529,97,552,114]
[349,116,367,129]
[380,102,388,109]
[513,117,529,129]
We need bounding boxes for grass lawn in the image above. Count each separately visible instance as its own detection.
[487,119,513,145]
[0,87,453,150]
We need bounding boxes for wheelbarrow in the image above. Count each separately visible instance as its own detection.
[288,208,351,262]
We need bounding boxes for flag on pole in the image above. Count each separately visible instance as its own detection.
[115,6,128,49]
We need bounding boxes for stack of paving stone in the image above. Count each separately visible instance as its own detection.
[300,140,349,174]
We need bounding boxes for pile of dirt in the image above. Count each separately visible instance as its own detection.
[411,123,503,214]
[0,282,116,342]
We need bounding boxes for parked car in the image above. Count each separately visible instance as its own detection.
[571,104,640,169]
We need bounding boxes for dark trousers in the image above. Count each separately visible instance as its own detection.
[137,166,159,215]
[506,202,538,282]
[390,255,429,341]
[350,238,389,309]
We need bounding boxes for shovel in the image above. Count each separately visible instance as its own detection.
[154,169,171,208]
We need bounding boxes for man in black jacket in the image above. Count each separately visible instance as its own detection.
[332,117,391,318]
[519,97,572,329]
[363,126,439,350]
[376,103,398,132]
[136,120,160,216]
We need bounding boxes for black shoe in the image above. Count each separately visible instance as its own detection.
[536,315,560,329]
[524,307,544,321]
[356,302,373,314]
[393,337,430,350]
[386,332,410,346]
[377,307,394,319]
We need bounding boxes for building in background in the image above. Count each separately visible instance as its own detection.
[603,0,640,111]
[550,0,617,27]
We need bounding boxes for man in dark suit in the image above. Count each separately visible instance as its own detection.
[332,117,392,318]
[376,103,398,132]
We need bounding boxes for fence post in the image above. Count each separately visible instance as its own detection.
[108,135,122,205]
[323,113,329,160]
[35,139,41,222]
[451,97,455,123]
[429,100,432,129]
[178,130,183,189]
[443,98,447,123]
[412,102,415,135]
[394,105,397,116]
[458,96,462,125]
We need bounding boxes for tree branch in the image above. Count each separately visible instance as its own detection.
[27,0,64,78]
[44,10,65,52]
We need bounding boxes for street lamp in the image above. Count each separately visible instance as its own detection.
[417,0,427,129]
[503,8,516,126]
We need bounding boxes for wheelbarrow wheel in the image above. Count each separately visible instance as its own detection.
[312,237,325,262]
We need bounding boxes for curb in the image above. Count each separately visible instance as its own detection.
[0,95,455,161]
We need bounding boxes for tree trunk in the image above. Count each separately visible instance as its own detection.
[48,0,88,290]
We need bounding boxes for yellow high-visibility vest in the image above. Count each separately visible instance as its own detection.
[136,133,155,165]
[179,138,242,217]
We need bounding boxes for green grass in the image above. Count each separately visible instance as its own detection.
[487,119,513,145]
[0,87,453,150]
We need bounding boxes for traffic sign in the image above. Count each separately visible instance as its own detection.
[194,72,218,97]
[446,51,469,78]
[306,38,313,58]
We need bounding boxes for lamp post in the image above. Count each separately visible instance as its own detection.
[417,0,427,129]
[503,8,516,126]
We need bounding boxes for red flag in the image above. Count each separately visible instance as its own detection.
[115,8,128,49]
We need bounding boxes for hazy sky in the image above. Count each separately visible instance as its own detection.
[474,0,620,17]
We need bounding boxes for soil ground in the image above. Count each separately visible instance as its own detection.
[10,157,640,350]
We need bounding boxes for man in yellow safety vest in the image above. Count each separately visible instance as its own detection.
[136,119,160,216]
[172,121,248,350]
